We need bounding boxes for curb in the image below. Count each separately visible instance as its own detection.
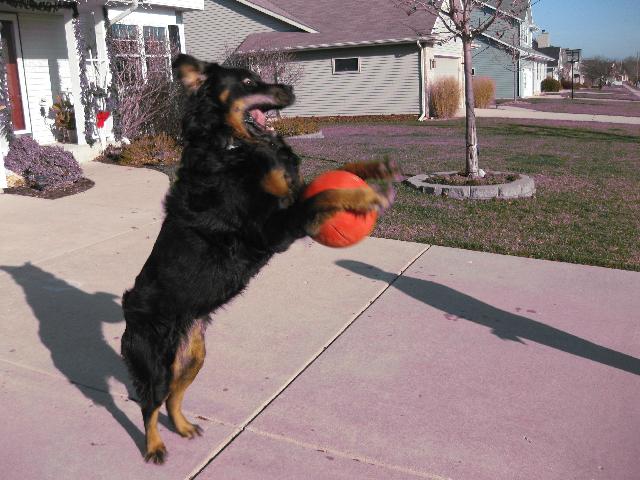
[289,131,324,139]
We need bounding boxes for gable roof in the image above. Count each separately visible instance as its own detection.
[233,0,318,32]
[235,0,441,53]
[535,46,561,66]
[479,0,530,21]
[481,33,555,61]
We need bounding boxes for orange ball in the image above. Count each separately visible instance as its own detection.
[302,170,377,248]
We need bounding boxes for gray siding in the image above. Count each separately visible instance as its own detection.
[471,5,520,99]
[470,4,549,99]
[183,0,298,63]
[472,5,520,45]
[284,45,420,117]
[473,37,518,99]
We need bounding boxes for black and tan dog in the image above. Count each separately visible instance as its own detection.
[121,54,398,463]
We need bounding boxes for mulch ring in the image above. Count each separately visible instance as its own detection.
[3,178,95,200]
[427,172,519,186]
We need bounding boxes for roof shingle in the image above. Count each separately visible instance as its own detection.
[235,0,441,53]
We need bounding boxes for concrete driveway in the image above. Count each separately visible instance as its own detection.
[1,162,639,479]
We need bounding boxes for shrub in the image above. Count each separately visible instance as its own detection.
[116,78,186,142]
[5,136,82,191]
[430,77,460,119]
[561,78,582,90]
[473,77,495,108]
[117,133,182,167]
[541,78,562,92]
[271,117,320,137]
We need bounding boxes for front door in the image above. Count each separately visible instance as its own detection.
[0,17,28,132]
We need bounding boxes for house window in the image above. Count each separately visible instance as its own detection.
[143,26,170,78]
[111,24,143,83]
[111,24,180,83]
[333,57,360,74]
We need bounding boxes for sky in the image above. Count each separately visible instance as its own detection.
[532,0,640,59]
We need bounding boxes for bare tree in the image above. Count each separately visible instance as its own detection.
[396,0,528,177]
[582,57,612,87]
[622,54,639,85]
[108,29,184,140]
[223,46,303,87]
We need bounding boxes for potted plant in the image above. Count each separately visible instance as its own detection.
[51,93,77,143]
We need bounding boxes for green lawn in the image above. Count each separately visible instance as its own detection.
[291,118,640,271]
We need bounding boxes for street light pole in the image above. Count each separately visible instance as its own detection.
[566,49,581,100]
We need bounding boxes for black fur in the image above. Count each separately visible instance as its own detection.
[121,55,394,463]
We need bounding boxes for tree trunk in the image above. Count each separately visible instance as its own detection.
[462,38,479,177]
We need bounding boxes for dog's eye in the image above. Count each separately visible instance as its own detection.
[243,78,255,86]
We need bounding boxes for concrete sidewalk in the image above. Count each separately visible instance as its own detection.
[476,106,640,125]
[1,162,639,480]
[623,83,640,99]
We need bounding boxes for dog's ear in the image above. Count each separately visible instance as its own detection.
[173,54,207,93]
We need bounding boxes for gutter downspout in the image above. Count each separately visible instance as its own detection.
[111,0,140,24]
[417,40,428,121]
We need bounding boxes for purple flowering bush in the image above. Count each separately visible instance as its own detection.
[5,136,83,191]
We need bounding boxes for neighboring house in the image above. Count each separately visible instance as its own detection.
[183,0,465,118]
[0,0,203,147]
[535,45,563,80]
[608,62,628,85]
[534,31,583,83]
[471,0,552,99]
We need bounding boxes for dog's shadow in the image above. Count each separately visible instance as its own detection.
[0,263,173,454]
[336,260,640,376]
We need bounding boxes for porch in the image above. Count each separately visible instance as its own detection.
[0,1,194,148]
[0,4,84,146]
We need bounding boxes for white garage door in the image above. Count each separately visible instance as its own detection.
[433,56,460,82]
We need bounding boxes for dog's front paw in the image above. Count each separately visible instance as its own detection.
[176,421,203,439]
[373,158,404,182]
[144,443,167,465]
[371,183,396,214]
[342,159,404,182]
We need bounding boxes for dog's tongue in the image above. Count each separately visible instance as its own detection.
[250,109,266,128]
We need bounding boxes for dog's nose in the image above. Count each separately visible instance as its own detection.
[276,84,294,97]
[273,84,295,105]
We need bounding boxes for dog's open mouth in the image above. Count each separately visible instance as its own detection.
[245,106,270,134]
[241,91,294,136]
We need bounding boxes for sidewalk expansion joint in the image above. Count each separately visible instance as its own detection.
[247,427,451,480]
[0,357,234,430]
[188,245,432,479]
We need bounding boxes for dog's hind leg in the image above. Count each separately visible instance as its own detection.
[142,399,167,464]
[121,327,171,464]
[166,318,206,439]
